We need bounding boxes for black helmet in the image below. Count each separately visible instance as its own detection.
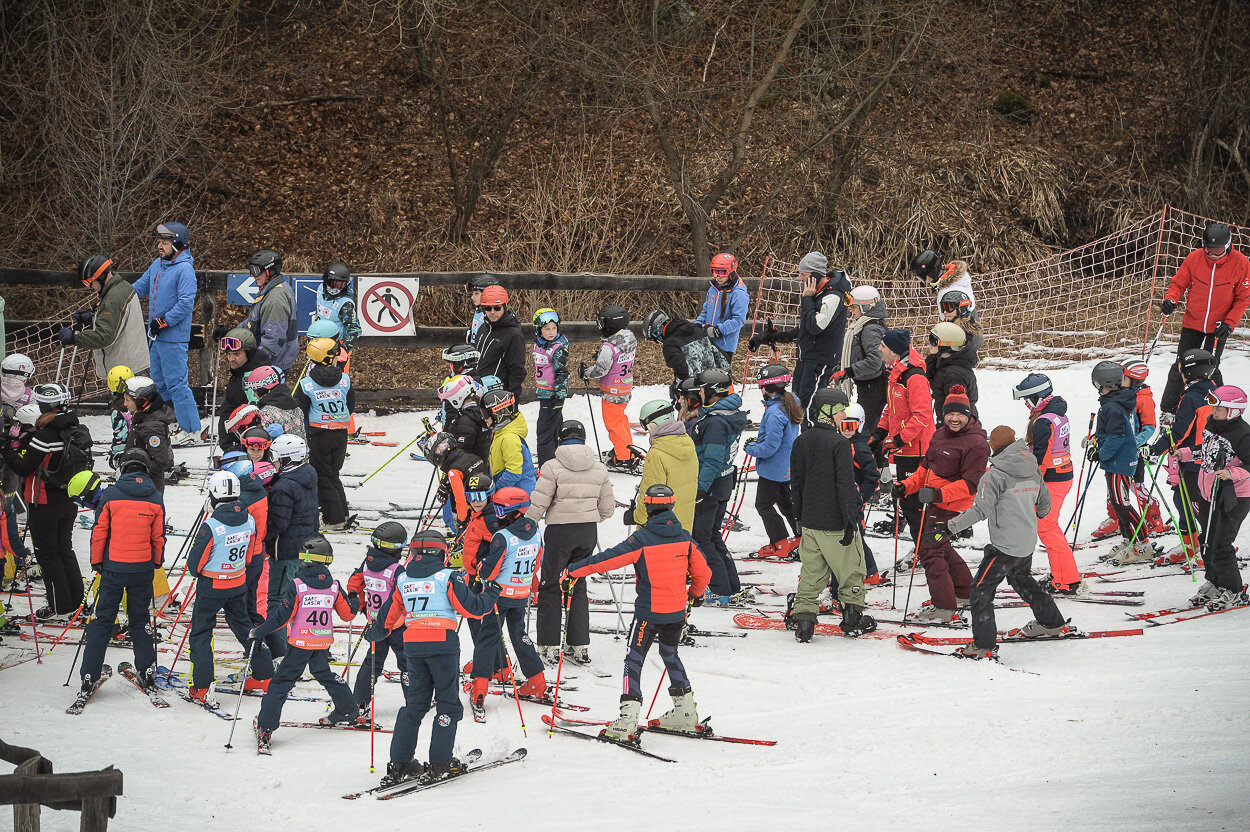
[117,448,152,476]
[441,343,480,372]
[644,310,671,342]
[408,530,449,561]
[322,262,351,297]
[371,521,408,553]
[467,274,500,291]
[757,364,791,394]
[1091,360,1125,390]
[597,305,629,337]
[809,387,851,424]
[677,376,701,406]
[695,368,733,399]
[938,290,973,318]
[1179,348,1217,381]
[247,250,283,278]
[464,472,495,502]
[481,389,518,424]
[911,249,942,284]
[643,484,677,516]
[557,420,586,443]
[1202,222,1232,255]
[424,431,456,467]
[78,253,112,287]
[299,534,334,565]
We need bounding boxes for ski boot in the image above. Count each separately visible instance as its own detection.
[188,687,216,706]
[1156,535,1199,567]
[243,676,270,693]
[516,672,547,698]
[793,613,816,643]
[1008,618,1082,639]
[783,593,797,630]
[426,757,466,782]
[904,604,964,627]
[870,518,897,537]
[1089,508,1120,541]
[893,551,918,574]
[563,644,591,665]
[602,698,642,742]
[1046,579,1086,597]
[492,664,513,684]
[1111,538,1157,567]
[839,604,877,637]
[651,686,699,732]
[863,572,888,587]
[319,708,360,726]
[1188,580,1221,607]
[755,540,784,558]
[380,760,424,788]
[1144,502,1172,536]
[537,644,561,665]
[1206,587,1249,611]
[253,719,273,753]
[954,643,998,660]
[604,450,642,475]
[817,586,840,614]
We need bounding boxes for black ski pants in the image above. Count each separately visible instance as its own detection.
[1204,489,1248,592]
[80,570,155,683]
[1161,327,1226,414]
[755,477,798,545]
[855,376,888,454]
[794,360,836,412]
[693,473,740,596]
[308,427,349,525]
[257,645,355,730]
[535,521,595,647]
[30,501,81,614]
[969,546,1064,650]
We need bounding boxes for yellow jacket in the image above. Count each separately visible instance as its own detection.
[633,425,698,530]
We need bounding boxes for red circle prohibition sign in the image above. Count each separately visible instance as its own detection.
[361,281,416,333]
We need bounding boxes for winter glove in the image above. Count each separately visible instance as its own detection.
[561,573,578,595]
[73,310,94,328]
[1159,299,1177,316]
[436,482,451,503]
[1138,444,1157,463]
[917,487,941,504]
[577,362,589,381]
[696,489,710,509]
[484,580,503,596]
[690,592,704,608]
[925,521,951,546]
[1214,321,1233,340]
[705,324,723,339]
[247,628,260,642]
[213,324,232,341]
[891,482,907,500]
[868,427,888,452]
[623,500,637,525]
[840,524,856,547]
[747,332,763,353]
[1085,442,1100,463]
[57,327,75,346]
[830,369,848,383]
[148,317,168,338]
[1219,480,1239,512]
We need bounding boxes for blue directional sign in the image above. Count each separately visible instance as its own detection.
[227,274,334,337]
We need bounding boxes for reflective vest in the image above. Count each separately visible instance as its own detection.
[1035,412,1073,480]
[300,374,351,429]
[397,569,459,640]
[493,527,541,601]
[287,578,339,649]
[362,561,401,617]
[533,340,560,392]
[200,516,253,586]
[314,290,351,338]
[598,337,635,397]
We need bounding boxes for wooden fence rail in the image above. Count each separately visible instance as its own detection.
[0,739,123,831]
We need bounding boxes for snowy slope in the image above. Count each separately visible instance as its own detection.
[4,348,1249,832]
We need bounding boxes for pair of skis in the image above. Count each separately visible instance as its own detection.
[66,662,169,713]
[542,712,777,763]
[341,748,528,799]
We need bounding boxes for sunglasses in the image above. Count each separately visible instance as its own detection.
[219,336,243,352]
[483,305,505,312]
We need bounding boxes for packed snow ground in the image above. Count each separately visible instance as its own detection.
[5,348,1249,831]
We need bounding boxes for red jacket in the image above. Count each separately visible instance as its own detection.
[1134,383,1156,430]
[89,473,165,574]
[902,418,990,512]
[878,347,935,457]
[1165,247,1250,333]
[461,511,491,577]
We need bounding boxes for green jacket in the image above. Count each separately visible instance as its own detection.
[75,272,150,379]
[633,422,698,530]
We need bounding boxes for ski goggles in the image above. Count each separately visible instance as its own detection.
[1206,390,1247,408]
[219,336,244,352]
[840,415,863,432]
[247,263,268,277]
[465,490,494,504]
[242,435,272,450]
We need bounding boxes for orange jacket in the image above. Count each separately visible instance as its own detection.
[878,347,935,457]
[1164,247,1250,333]
[1133,384,1156,430]
[89,473,166,573]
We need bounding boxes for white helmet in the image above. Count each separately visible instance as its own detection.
[850,286,879,305]
[2,353,35,379]
[842,403,866,430]
[14,403,40,427]
[206,470,241,503]
[438,374,477,410]
[271,433,308,463]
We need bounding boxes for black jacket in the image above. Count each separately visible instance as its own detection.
[219,350,264,445]
[8,410,80,506]
[660,318,730,381]
[126,399,176,489]
[473,312,526,397]
[925,339,980,420]
[449,402,492,462]
[789,422,861,532]
[774,271,852,364]
[849,430,880,505]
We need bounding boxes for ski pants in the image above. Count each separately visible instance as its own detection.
[918,506,972,611]
[471,604,543,683]
[830,536,878,596]
[1161,327,1226,414]
[1037,478,1080,587]
[856,376,888,458]
[692,473,739,596]
[188,590,273,690]
[622,616,689,701]
[755,477,797,545]
[969,546,1064,650]
[246,556,285,659]
[81,570,155,683]
[1173,467,1205,537]
[894,455,924,544]
[1203,489,1247,592]
[257,645,355,730]
[793,360,835,412]
[353,629,408,707]
[535,522,594,647]
[308,427,349,525]
[601,398,634,462]
[149,337,201,434]
[794,526,866,615]
[30,501,82,614]
[266,558,301,611]
[6,496,29,563]
[535,397,564,467]
[465,615,507,676]
[1106,472,1143,540]
[390,652,461,765]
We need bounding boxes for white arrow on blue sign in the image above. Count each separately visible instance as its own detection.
[227,273,259,305]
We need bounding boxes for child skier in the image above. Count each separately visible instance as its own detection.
[105,365,133,468]
[1088,361,1153,565]
[219,450,284,660]
[926,321,980,420]
[240,426,277,486]
[869,329,935,543]
[458,471,508,682]
[942,426,1078,657]
[294,337,354,530]
[690,368,747,605]
[311,263,361,353]
[481,389,536,494]
[532,308,570,466]
[187,471,275,703]
[581,305,639,473]
[245,365,306,440]
[833,403,883,586]
[253,535,362,751]
[265,434,320,604]
[743,364,801,559]
[437,375,492,462]
[1090,359,1168,539]
[1187,385,1250,610]
[122,376,175,491]
[695,253,750,364]
[347,521,411,715]
[423,431,489,534]
[441,343,480,380]
[633,399,698,530]
[568,484,711,741]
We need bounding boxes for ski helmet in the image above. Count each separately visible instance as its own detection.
[441,343,480,372]
[247,249,283,279]
[929,321,967,349]
[532,308,560,331]
[710,253,738,283]
[557,420,586,443]
[124,376,160,411]
[840,403,866,433]
[756,364,791,394]
[271,433,308,464]
[117,448,151,476]
[1011,373,1053,403]
[322,262,351,297]
[219,450,253,478]
[78,253,112,287]
[252,459,277,486]
[424,431,456,467]
[1091,360,1125,391]
[467,274,500,292]
[479,375,503,394]
[676,377,702,408]
[1208,385,1248,418]
[1202,222,1233,258]
[241,426,273,450]
[206,470,241,504]
[481,389,518,424]
[479,285,508,307]
[220,327,257,353]
[850,285,879,306]
[226,403,261,433]
[298,534,334,565]
[911,249,942,284]
[490,486,530,521]
[244,366,284,402]
[67,470,103,507]
[407,530,449,561]
[638,399,677,431]
[107,364,134,395]
[1179,349,1217,381]
[14,404,39,427]
[808,388,850,424]
[938,290,973,319]
[2,353,34,380]
[371,521,408,553]
[642,483,677,516]
[596,305,629,338]
[307,319,340,340]
[154,222,189,250]
[644,310,671,342]
[464,472,495,503]
[306,337,341,366]
[695,368,732,399]
[33,382,70,412]
[438,374,477,410]
[1122,358,1149,381]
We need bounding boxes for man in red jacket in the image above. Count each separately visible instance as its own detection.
[869,329,935,544]
[1159,222,1250,414]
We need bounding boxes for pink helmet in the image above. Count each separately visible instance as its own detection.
[437,374,477,410]
[1209,385,1247,418]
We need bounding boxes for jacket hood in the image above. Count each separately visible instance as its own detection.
[554,442,598,472]
[489,311,521,331]
[496,411,528,440]
[992,439,1041,477]
[113,471,160,500]
[308,362,345,386]
[161,248,194,268]
[404,552,447,579]
[38,410,80,430]
[239,473,267,503]
[212,501,251,528]
[535,331,568,348]
[504,515,540,543]
[643,510,685,537]
[820,271,852,295]
[703,392,743,414]
[1100,387,1138,410]
[864,300,888,322]
[1034,394,1068,418]
[651,419,689,440]
[296,562,335,589]
[259,389,299,410]
[140,402,177,427]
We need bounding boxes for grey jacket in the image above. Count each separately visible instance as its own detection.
[947,438,1050,558]
[242,275,298,373]
[845,300,888,381]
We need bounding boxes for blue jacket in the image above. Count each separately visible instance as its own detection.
[743,396,798,482]
[694,277,751,353]
[265,461,320,560]
[370,553,499,657]
[692,393,747,495]
[188,501,251,598]
[1095,387,1140,476]
[477,515,541,609]
[849,429,880,505]
[132,248,196,342]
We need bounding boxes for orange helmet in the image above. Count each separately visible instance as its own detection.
[480,285,509,306]
[710,253,738,282]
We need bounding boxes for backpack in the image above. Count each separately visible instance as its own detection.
[39,423,94,489]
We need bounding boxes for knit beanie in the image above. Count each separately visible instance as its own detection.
[989,425,1016,454]
[797,251,827,276]
[942,385,972,418]
[881,329,911,357]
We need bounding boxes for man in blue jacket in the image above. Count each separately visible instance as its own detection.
[691,368,748,603]
[695,253,751,364]
[132,222,200,442]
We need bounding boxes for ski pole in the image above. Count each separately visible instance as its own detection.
[65,346,78,397]
[369,636,377,773]
[890,497,901,610]
[583,381,603,459]
[22,559,42,664]
[1067,463,1098,549]
[59,583,100,685]
[1143,314,1169,361]
[354,431,429,489]
[1064,413,1098,535]
[224,638,258,750]
[205,348,222,461]
[645,668,668,721]
[1141,455,1196,579]
[902,504,928,620]
[55,346,66,385]
[548,574,575,737]
[496,613,527,737]
[1063,464,1098,540]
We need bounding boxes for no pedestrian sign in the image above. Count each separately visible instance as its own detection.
[359,277,420,336]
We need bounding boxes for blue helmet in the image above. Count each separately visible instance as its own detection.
[154,222,189,250]
[220,450,253,478]
[479,375,503,394]
[307,318,341,339]
[1012,373,1052,402]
